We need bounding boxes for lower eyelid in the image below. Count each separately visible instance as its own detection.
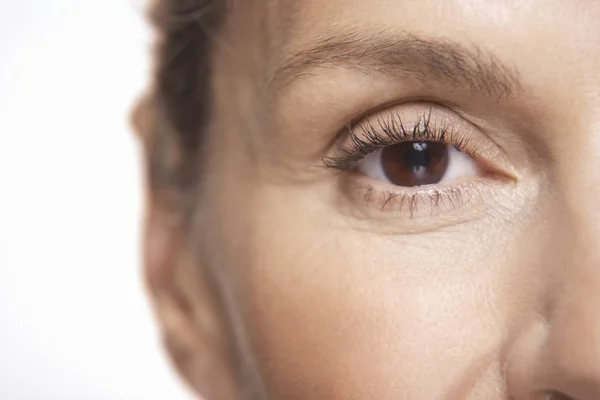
[329,171,528,235]
[336,171,503,222]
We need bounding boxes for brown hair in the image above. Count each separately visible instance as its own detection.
[135,4,262,398]
[134,0,228,213]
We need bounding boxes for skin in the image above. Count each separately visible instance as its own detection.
[139,0,600,399]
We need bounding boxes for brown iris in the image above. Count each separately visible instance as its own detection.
[381,141,450,187]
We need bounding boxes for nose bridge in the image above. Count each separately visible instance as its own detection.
[535,209,600,400]
[538,123,600,398]
[555,107,600,262]
[558,50,600,233]
[544,244,600,365]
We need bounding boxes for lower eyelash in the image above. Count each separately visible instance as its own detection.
[361,182,472,216]
[338,170,491,220]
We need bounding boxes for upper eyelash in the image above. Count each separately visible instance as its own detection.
[323,110,474,171]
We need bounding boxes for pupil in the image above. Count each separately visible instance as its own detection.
[381,141,450,187]
[404,142,430,175]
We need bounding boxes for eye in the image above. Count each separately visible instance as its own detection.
[323,107,517,219]
[358,141,480,187]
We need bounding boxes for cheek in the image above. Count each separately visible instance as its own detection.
[222,186,547,399]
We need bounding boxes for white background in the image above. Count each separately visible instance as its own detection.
[0,1,194,399]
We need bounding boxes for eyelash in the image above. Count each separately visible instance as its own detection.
[323,110,475,171]
[322,110,488,216]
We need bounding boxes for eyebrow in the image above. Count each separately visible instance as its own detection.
[272,30,523,99]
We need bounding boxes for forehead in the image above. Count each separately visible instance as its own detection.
[281,0,598,50]
[222,0,600,76]
[282,0,595,26]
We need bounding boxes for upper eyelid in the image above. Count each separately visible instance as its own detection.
[323,110,475,170]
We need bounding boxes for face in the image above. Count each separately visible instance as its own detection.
[144,0,600,399]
